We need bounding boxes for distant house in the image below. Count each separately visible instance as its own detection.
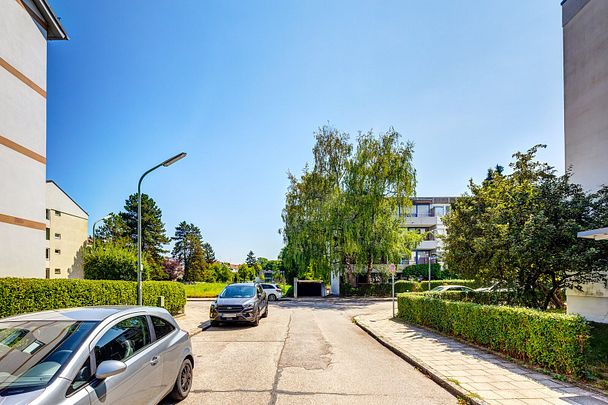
[45,181,88,279]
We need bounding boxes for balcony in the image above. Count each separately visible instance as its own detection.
[403,215,439,227]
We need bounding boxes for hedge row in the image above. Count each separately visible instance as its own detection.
[342,280,480,296]
[0,278,186,317]
[419,290,519,306]
[397,294,589,376]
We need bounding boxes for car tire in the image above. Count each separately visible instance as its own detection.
[170,358,193,401]
[261,304,268,318]
[210,320,220,327]
[251,310,260,327]
[268,294,277,301]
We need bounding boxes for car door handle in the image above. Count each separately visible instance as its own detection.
[150,356,160,366]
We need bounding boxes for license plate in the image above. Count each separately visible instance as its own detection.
[222,314,237,318]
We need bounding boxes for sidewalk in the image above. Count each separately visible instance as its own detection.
[354,314,608,405]
[175,300,211,336]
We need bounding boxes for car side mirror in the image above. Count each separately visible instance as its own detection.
[96,360,127,380]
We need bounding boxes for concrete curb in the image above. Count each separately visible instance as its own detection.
[189,319,211,337]
[353,316,485,405]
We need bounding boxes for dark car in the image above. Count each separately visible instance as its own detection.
[209,283,268,327]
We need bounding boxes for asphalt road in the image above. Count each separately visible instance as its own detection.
[171,299,455,405]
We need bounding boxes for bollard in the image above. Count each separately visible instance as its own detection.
[157,295,165,308]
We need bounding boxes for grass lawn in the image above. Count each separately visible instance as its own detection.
[586,321,608,391]
[183,282,293,298]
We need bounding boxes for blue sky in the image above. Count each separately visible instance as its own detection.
[46,1,564,263]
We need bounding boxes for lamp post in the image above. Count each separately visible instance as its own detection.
[92,214,111,250]
[137,152,187,305]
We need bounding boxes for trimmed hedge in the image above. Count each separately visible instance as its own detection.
[419,290,518,306]
[341,280,479,296]
[397,294,589,376]
[0,278,186,317]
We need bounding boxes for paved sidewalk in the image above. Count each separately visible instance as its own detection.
[355,314,608,405]
[175,300,211,336]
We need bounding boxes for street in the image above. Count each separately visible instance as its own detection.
[171,299,456,404]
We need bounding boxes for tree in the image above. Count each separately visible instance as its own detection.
[162,257,184,281]
[237,264,257,282]
[246,251,257,267]
[443,145,608,309]
[209,262,233,283]
[172,222,206,281]
[84,242,151,281]
[281,125,421,284]
[202,242,216,263]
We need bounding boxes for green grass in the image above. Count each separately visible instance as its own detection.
[586,321,608,391]
[183,282,228,298]
[183,282,293,298]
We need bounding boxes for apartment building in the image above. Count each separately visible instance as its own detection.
[45,181,88,279]
[0,0,67,278]
[562,0,608,323]
[400,197,456,267]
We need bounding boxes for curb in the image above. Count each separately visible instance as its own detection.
[353,316,485,405]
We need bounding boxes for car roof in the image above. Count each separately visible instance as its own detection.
[1,306,168,322]
[227,283,257,287]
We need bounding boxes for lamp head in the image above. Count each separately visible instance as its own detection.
[162,152,187,167]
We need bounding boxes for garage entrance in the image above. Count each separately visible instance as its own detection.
[294,279,325,297]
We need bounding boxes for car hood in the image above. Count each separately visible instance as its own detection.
[0,388,46,404]
[215,297,254,305]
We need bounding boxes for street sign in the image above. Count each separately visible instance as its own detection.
[389,264,396,274]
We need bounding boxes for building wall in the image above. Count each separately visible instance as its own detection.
[0,0,49,278]
[563,0,608,191]
[46,182,88,279]
[562,0,608,323]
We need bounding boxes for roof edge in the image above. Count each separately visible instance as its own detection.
[31,0,68,40]
[46,180,88,216]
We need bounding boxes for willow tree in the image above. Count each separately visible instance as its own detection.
[281,126,420,283]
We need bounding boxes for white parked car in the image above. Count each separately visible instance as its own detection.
[261,283,283,301]
[0,306,193,405]
[430,285,474,292]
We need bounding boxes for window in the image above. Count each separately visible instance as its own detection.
[55,210,61,216]
[261,284,273,289]
[94,316,150,366]
[151,316,175,340]
[45,209,50,220]
[45,268,50,279]
[55,268,61,275]
[54,233,61,240]
[46,228,50,240]
[55,249,61,254]
[68,358,92,395]
[45,248,50,259]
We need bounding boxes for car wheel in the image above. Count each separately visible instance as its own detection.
[262,304,268,318]
[170,358,193,401]
[210,320,220,327]
[251,310,260,326]
[268,294,277,301]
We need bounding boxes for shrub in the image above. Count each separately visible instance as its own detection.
[395,280,419,293]
[84,244,151,281]
[340,280,479,296]
[0,278,186,317]
[420,290,519,306]
[397,294,589,376]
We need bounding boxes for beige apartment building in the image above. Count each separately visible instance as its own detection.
[562,0,608,323]
[45,181,88,279]
[0,0,67,278]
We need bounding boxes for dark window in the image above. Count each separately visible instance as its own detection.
[45,248,50,259]
[68,358,92,395]
[46,228,50,240]
[54,268,61,275]
[45,209,50,220]
[151,316,175,340]
[55,210,61,216]
[94,316,150,366]
[45,268,50,279]
[261,284,273,289]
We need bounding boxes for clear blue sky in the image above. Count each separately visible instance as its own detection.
[46,1,564,264]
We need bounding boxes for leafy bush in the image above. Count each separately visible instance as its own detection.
[420,290,519,306]
[0,278,186,316]
[84,244,151,281]
[397,294,589,376]
[279,284,294,297]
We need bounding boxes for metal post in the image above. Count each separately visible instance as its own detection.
[392,273,395,317]
[136,152,187,306]
[428,256,431,291]
[92,215,111,252]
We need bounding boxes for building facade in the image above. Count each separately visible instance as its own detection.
[562,0,608,323]
[0,0,67,278]
[45,181,88,279]
[400,197,456,267]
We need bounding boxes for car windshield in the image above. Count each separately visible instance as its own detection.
[430,286,446,292]
[0,320,98,395]
[220,285,256,298]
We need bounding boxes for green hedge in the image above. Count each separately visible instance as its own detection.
[0,278,186,317]
[397,294,589,376]
[341,280,479,296]
[419,290,518,306]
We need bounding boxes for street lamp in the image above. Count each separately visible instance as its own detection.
[92,214,111,250]
[137,152,187,305]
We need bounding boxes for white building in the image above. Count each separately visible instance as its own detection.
[0,0,67,278]
[562,0,608,323]
[45,181,88,279]
[400,197,456,267]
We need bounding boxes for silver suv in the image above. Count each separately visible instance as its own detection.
[209,283,268,327]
